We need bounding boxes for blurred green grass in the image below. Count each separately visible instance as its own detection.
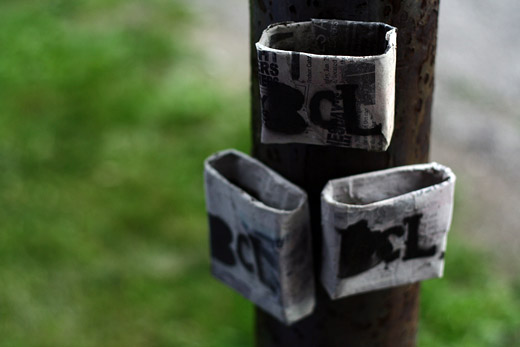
[0,1,518,346]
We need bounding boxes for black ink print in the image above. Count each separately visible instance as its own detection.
[209,214,236,266]
[336,220,403,278]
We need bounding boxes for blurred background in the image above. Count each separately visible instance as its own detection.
[0,0,519,346]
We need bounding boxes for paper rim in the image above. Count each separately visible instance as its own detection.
[256,19,397,60]
[204,149,308,215]
[321,162,456,209]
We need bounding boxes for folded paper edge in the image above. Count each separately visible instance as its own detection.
[256,19,397,60]
[204,149,308,215]
[321,162,456,209]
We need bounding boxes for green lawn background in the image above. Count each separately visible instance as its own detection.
[0,1,518,346]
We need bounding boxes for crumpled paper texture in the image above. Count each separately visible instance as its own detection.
[256,19,397,151]
[204,149,315,324]
[321,163,456,299]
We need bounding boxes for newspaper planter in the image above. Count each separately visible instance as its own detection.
[321,163,456,299]
[204,149,314,324]
[256,19,397,151]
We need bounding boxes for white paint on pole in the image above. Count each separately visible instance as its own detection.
[204,149,315,324]
[320,163,456,300]
[256,19,397,151]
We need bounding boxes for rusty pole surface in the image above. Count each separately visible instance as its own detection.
[250,1,439,346]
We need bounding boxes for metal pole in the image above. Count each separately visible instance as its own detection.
[250,1,439,346]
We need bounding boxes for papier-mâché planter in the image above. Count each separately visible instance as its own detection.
[204,149,314,324]
[321,163,456,299]
[256,19,397,151]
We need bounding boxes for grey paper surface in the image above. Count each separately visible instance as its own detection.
[321,163,456,299]
[256,19,397,151]
[204,149,315,324]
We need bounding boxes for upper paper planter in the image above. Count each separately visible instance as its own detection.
[256,19,397,151]
[204,149,314,324]
[321,163,456,299]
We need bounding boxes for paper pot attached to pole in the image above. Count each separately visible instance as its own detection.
[203,149,314,324]
[320,163,456,300]
[256,19,397,151]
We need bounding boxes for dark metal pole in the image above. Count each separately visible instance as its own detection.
[250,1,439,346]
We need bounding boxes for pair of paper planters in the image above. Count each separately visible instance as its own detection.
[204,150,456,324]
[256,19,397,151]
